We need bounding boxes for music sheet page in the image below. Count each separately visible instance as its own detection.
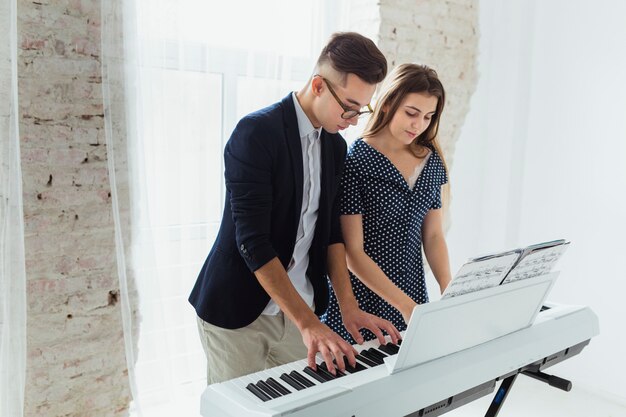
[442,253,520,299]
[501,243,570,284]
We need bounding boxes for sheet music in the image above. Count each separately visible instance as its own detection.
[502,243,569,284]
[442,253,519,299]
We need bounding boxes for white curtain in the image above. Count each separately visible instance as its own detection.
[102,1,351,415]
[0,0,27,415]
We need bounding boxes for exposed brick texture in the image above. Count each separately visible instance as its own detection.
[17,0,131,416]
[376,0,479,170]
[346,0,479,171]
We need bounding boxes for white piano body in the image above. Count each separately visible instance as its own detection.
[201,275,599,417]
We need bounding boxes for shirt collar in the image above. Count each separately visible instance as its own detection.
[292,92,322,139]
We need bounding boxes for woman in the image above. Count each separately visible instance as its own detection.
[322,64,452,343]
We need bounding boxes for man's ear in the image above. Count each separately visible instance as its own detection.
[311,76,324,97]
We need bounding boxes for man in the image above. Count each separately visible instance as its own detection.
[189,32,401,385]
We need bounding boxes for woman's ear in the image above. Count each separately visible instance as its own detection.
[381,104,389,113]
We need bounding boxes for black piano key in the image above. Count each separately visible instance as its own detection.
[359,349,383,365]
[303,366,330,383]
[308,365,336,381]
[397,339,402,345]
[388,343,400,354]
[256,380,282,399]
[316,364,339,380]
[290,370,316,388]
[280,372,306,391]
[368,347,388,359]
[266,377,291,395]
[359,349,384,365]
[319,362,345,378]
[376,347,393,358]
[378,343,399,355]
[338,356,367,373]
[246,383,272,402]
[355,353,378,368]
[377,344,393,355]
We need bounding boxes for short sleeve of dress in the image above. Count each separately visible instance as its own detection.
[340,154,363,215]
[430,151,449,210]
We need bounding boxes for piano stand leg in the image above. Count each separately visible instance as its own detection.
[484,374,518,417]
[521,370,572,392]
[484,369,573,417]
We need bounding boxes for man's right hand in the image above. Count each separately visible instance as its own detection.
[300,320,358,376]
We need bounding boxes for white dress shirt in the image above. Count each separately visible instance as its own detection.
[262,93,322,315]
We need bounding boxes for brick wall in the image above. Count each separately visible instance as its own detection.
[18,0,130,415]
[377,0,479,169]
[347,0,479,169]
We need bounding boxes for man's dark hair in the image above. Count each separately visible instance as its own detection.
[316,32,388,85]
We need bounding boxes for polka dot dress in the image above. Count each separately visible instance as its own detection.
[321,138,448,343]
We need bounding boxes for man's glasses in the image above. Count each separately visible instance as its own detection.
[315,75,373,119]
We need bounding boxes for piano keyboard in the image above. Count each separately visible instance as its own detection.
[201,303,599,417]
[241,337,402,402]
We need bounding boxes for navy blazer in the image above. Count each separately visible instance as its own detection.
[189,94,347,329]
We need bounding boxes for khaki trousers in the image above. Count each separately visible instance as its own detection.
[197,312,308,385]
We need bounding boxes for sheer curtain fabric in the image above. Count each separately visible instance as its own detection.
[0,0,27,416]
[103,1,349,415]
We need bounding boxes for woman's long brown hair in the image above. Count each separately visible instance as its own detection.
[363,63,448,173]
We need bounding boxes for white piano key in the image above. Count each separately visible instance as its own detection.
[240,374,258,387]
[259,367,284,381]
[228,376,249,391]
[286,358,310,372]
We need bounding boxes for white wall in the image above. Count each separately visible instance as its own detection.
[446,0,626,400]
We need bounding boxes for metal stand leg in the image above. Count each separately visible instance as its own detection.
[522,370,572,392]
[484,374,518,417]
